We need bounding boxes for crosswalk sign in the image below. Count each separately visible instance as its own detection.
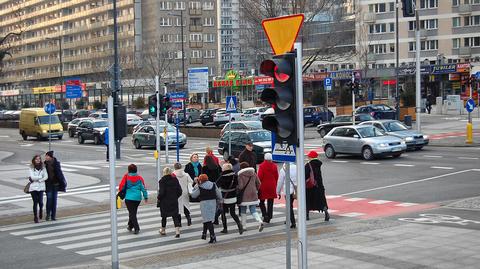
[226,96,237,112]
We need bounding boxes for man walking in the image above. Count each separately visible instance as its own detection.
[44,151,67,221]
[239,142,257,170]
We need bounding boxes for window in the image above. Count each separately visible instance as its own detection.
[159,17,171,26]
[389,2,395,11]
[420,40,438,50]
[204,50,215,58]
[174,1,185,10]
[420,0,438,9]
[369,23,386,34]
[465,0,480,4]
[452,17,461,27]
[189,1,201,9]
[191,50,201,58]
[369,3,387,13]
[159,1,171,10]
[203,33,215,42]
[465,15,480,26]
[409,21,416,31]
[203,1,214,10]
[189,33,202,41]
[204,17,214,26]
[452,0,459,6]
[389,23,395,32]
[421,19,438,29]
[453,38,460,48]
[369,44,387,54]
[464,36,480,47]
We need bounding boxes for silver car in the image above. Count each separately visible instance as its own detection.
[359,120,429,150]
[323,125,407,160]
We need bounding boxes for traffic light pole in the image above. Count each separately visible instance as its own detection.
[415,8,421,132]
[155,76,161,181]
[352,73,356,125]
[294,42,307,269]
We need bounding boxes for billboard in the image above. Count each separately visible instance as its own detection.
[188,67,209,93]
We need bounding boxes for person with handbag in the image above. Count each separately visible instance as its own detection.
[257,153,278,223]
[237,162,264,232]
[44,151,67,221]
[305,150,330,222]
[276,163,297,229]
[173,162,193,226]
[118,164,148,234]
[28,154,48,223]
[190,174,222,243]
[157,167,182,238]
[215,163,243,234]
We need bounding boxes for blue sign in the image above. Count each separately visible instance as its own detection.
[188,67,209,93]
[271,133,296,162]
[476,71,480,80]
[324,77,332,87]
[466,98,476,113]
[65,85,82,98]
[168,92,187,100]
[171,102,183,109]
[226,96,237,112]
[44,103,56,115]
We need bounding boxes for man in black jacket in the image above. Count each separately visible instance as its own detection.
[44,151,67,221]
[239,142,257,170]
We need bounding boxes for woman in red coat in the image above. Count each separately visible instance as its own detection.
[257,153,279,223]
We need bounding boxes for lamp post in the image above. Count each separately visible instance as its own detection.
[46,37,64,115]
[169,10,185,88]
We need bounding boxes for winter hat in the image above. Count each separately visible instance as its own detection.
[264,153,272,161]
[307,150,318,159]
[198,174,209,183]
[45,151,54,158]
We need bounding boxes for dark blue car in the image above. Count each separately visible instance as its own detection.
[304,106,334,126]
[355,104,396,120]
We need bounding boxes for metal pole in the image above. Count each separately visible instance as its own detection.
[352,73,356,125]
[48,108,52,151]
[294,42,307,269]
[415,9,421,132]
[176,112,180,162]
[165,113,169,164]
[395,0,400,120]
[59,38,64,115]
[180,10,185,88]
[156,76,161,181]
[112,0,121,160]
[228,113,232,155]
[285,162,291,269]
[325,88,329,123]
[107,96,119,269]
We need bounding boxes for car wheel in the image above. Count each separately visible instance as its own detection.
[187,117,192,124]
[134,140,141,149]
[324,145,336,159]
[319,129,327,138]
[180,144,185,149]
[21,132,27,141]
[231,118,235,121]
[58,135,63,140]
[37,133,43,141]
[392,153,402,158]
[69,129,74,137]
[78,135,84,144]
[362,146,374,160]
[201,122,206,126]
[94,135,100,145]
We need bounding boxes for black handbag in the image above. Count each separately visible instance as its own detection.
[117,185,126,200]
[236,177,252,205]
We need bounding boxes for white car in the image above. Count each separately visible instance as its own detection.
[88,112,108,119]
[127,114,143,126]
[213,108,243,126]
[240,107,270,121]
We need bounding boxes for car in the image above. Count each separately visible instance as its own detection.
[213,108,243,126]
[67,117,88,137]
[304,106,334,126]
[355,104,396,120]
[73,109,91,119]
[260,107,274,121]
[126,114,143,126]
[316,114,375,137]
[131,123,187,149]
[19,108,63,140]
[88,112,108,119]
[76,119,109,145]
[168,107,201,124]
[217,130,272,163]
[199,108,219,126]
[240,107,270,121]
[220,121,263,136]
[58,110,74,122]
[323,125,407,160]
[359,120,429,150]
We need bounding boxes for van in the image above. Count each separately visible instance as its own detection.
[19,108,64,140]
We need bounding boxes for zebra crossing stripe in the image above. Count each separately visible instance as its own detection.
[61,164,100,170]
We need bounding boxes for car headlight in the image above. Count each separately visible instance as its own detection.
[378,143,389,147]
[42,130,47,133]
[423,135,429,140]
[404,137,414,142]
[400,141,406,146]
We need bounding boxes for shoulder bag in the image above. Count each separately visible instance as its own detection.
[23,181,31,194]
[236,177,252,205]
[289,178,297,199]
[117,184,126,200]
[306,163,317,189]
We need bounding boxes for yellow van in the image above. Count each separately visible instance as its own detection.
[19,108,64,140]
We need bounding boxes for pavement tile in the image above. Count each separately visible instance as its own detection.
[431,261,463,269]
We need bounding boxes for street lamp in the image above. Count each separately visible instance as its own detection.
[46,37,64,115]
[169,10,185,88]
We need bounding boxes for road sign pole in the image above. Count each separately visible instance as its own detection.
[285,162,292,269]
[228,113,232,156]
[107,96,119,269]
[165,113,169,164]
[294,42,307,269]
[155,76,161,181]
[326,87,329,123]
[48,110,52,151]
[176,112,180,162]
[415,9,421,132]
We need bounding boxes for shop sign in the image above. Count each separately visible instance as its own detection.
[330,70,360,80]
[0,89,20,96]
[383,79,397,85]
[449,74,460,81]
[432,64,457,74]
[225,70,238,80]
[456,63,470,73]
[254,76,274,85]
[399,66,431,75]
[213,78,254,88]
[33,86,60,94]
[303,73,328,82]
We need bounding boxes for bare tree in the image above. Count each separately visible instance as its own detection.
[139,39,176,92]
[0,3,27,75]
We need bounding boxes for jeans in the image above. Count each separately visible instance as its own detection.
[259,199,274,221]
[125,200,141,231]
[30,191,44,217]
[239,205,257,215]
[46,188,58,220]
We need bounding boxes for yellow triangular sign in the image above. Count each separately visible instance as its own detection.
[262,14,305,55]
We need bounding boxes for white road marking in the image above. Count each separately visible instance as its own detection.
[457,157,479,160]
[430,166,454,170]
[61,164,100,170]
[326,195,342,199]
[395,203,418,207]
[0,135,9,138]
[361,162,380,165]
[339,212,365,217]
[423,155,443,158]
[344,198,366,202]
[368,200,392,204]
[60,167,78,172]
[394,164,415,167]
[330,160,349,163]
[20,144,34,147]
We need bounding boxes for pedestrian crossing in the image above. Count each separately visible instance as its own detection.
[0,203,332,262]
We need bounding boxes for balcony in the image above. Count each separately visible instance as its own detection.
[189,25,203,32]
[189,41,203,48]
[189,8,202,16]
[459,47,471,57]
[420,30,428,40]
[458,4,472,16]
[363,13,376,24]
[367,53,377,62]
[190,58,203,64]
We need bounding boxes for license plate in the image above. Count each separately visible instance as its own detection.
[415,139,424,144]
[392,147,402,152]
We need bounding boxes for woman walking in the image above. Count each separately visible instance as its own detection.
[190,174,222,243]
[184,153,202,181]
[157,167,183,237]
[202,155,221,183]
[237,162,264,232]
[118,164,148,234]
[216,163,243,234]
[305,151,330,221]
[173,162,194,226]
[28,155,48,223]
[276,163,297,228]
[257,153,278,223]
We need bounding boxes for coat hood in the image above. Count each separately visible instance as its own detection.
[200,180,214,190]
[174,169,186,178]
[238,167,255,177]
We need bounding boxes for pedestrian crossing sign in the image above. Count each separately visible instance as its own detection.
[271,133,296,162]
[226,96,237,112]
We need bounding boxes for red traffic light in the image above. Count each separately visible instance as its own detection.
[260,58,292,83]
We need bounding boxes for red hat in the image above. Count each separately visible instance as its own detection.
[307,150,318,158]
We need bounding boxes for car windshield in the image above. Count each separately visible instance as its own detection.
[94,121,108,128]
[248,131,271,142]
[334,116,351,123]
[357,114,374,121]
[38,115,60,124]
[244,109,256,114]
[154,124,176,132]
[384,121,408,132]
[357,126,386,138]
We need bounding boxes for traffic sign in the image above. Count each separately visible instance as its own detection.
[466,98,476,113]
[271,133,296,162]
[476,71,480,80]
[324,77,332,87]
[261,14,304,55]
[65,85,82,98]
[44,103,56,115]
[226,96,237,112]
[168,92,187,101]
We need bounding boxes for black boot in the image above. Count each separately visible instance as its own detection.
[39,208,43,220]
[201,233,206,240]
[34,215,38,223]
[187,215,192,226]
[208,235,216,243]
[236,220,244,235]
[325,210,330,222]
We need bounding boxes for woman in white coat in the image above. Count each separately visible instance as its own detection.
[173,162,194,226]
[276,163,297,228]
[29,154,48,223]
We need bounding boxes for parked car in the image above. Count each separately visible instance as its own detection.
[127,114,143,126]
[304,106,334,126]
[76,119,109,145]
[359,120,429,150]
[323,125,407,160]
[67,117,88,137]
[200,108,219,126]
[220,121,263,136]
[168,107,201,124]
[355,104,396,120]
[88,112,108,119]
[240,107,269,121]
[58,110,74,122]
[73,109,91,119]
[218,130,272,162]
[131,123,187,149]
[260,107,274,121]
[316,114,375,137]
[213,108,243,126]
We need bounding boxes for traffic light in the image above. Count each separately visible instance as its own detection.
[160,95,171,114]
[148,94,157,117]
[402,0,415,18]
[260,52,297,146]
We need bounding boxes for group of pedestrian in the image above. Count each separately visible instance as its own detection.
[27,151,67,223]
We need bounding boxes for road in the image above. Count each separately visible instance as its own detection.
[0,122,479,268]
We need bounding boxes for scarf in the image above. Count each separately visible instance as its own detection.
[191,161,200,176]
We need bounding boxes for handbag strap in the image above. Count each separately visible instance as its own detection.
[241,177,252,192]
